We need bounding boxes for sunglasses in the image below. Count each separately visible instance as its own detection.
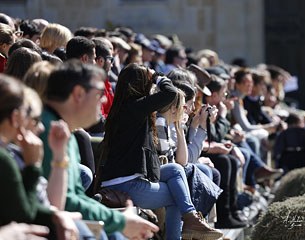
[105,56,114,64]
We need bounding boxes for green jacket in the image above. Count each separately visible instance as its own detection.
[0,147,53,227]
[40,106,125,233]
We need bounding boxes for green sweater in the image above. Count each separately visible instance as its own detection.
[40,107,125,233]
[0,147,53,227]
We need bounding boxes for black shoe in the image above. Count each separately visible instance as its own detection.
[231,210,249,226]
[215,215,247,229]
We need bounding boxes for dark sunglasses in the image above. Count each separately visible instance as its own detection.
[105,56,114,64]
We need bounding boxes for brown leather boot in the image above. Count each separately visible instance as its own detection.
[255,166,284,183]
[182,211,223,240]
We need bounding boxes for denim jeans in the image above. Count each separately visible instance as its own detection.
[238,141,265,186]
[107,163,196,240]
[79,163,93,191]
[74,220,126,240]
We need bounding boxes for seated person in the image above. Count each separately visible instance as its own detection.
[98,63,223,240]
[274,113,305,173]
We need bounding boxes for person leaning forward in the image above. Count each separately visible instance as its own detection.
[39,59,158,239]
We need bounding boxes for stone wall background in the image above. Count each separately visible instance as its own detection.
[0,0,264,65]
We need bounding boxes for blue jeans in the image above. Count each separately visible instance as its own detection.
[108,163,196,240]
[79,163,93,191]
[74,220,126,240]
[238,141,265,186]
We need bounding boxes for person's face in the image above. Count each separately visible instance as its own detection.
[132,52,143,65]
[88,48,97,65]
[184,97,196,115]
[81,75,105,128]
[210,86,227,106]
[172,96,186,123]
[174,49,188,68]
[9,103,31,141]
[236,74,253,95]
[118,48,128,64]
[25,106,44,136]
[252,81,266,96]
[142,47,154,63]
[0,40,14,57]
[103,53,114,73]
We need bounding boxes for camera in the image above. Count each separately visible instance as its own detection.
[152,71,165,83]
[201,104,212,115]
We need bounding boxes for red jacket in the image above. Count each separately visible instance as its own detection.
[101,78,114,118]
[0,54,7,73]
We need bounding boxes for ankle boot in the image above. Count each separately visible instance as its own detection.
[182,211,223,240]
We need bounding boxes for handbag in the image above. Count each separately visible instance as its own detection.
[93,139,130,208]
[95,188,131,208]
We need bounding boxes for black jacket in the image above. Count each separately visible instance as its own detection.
[100,77,178,182]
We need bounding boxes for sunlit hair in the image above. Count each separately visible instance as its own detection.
[23,61,56,102]
[206,75,226,93]
[125,42,143,65]
[46,59,105,102]
[5,47,42,80]
[104,63,154,150]
[234,68,251,84]
[167,68,196,101]
[167,68,196,87]
[8,38,42,57]
[196,49,219,66]
[23,86,42,119]
[40,23,73,53]
[0,73,25,123]
[0,23,14,46]
[158,88,185,121]
[110,63,152,112]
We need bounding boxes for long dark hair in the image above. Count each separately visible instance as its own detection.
[101,64,152,159]
[105,63,152,134]
[95,63,154,191]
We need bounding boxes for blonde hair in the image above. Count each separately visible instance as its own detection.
[158,88,185,121]
[0,23,14,45]
[23,86,43,118]
[197,49,219,66]
[23,61,56,102]
[40,23,73,53]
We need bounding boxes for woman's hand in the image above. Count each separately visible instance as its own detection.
[17,127,43,167]
[208,105,218,123]
[230,146,245,166]
[198,157,214,168]
[204,141,231,154]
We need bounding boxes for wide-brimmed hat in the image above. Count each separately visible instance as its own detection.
[187,64,212,96]
[205,66,231,80]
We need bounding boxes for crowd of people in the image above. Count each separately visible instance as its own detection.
[0,11,304,240]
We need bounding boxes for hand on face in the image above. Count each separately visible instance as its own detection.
[17,127,43,167]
